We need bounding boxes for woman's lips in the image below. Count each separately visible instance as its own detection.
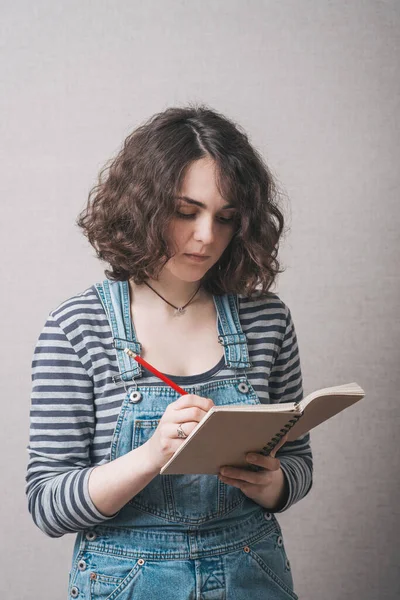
[184,254,210,262]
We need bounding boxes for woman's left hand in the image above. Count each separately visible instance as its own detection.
[218,434,289,506]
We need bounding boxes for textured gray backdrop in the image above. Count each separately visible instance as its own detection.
[1,1,399,598]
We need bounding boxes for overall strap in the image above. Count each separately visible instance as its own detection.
[95,280,142,382]
[212,294,252,369]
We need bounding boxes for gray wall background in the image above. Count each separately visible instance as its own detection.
[1,1,399,598]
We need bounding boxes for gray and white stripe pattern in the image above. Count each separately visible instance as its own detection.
[26,284,313,538]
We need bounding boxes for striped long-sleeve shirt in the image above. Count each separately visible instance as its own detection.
[25,283,313,538]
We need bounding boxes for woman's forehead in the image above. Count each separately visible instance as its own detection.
[177,158,234,209]
[175,195,235,210]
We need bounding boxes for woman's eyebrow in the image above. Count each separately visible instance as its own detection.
[176,195,235,209]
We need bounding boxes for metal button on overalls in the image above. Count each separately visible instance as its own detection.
[70,586,79,598]
[238,381,249,393]
[264,512,272,521]
[77,559,87,571]
[85,530,97,541]
[130,390,142,403]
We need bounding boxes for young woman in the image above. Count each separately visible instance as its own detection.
[26,105,313,600]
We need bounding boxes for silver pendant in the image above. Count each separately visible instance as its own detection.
[174,307,186,316]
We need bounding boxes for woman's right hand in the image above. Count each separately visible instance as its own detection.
[145,394,214,470]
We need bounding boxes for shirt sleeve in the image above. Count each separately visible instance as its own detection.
[268,305,313,513]
[25,313,121,538]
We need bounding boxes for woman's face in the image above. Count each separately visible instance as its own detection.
[164,157,238,281]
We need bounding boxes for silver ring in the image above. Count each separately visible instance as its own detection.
[177,423,188,439]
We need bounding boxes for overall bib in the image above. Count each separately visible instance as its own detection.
[68,280,298,600]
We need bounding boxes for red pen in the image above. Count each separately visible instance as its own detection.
[124,348,188,396]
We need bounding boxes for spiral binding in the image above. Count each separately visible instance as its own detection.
[260,404,304,456]
[248,402,304,471]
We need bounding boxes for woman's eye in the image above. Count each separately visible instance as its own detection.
[175,212,195,219]
[217,216,235,223]
[175,212,235,224]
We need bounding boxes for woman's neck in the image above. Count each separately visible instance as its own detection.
[128,276,210,315]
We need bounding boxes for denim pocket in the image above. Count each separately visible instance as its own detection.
[86,553,144,600]
[245,529,298,600]
[225,524,298,600]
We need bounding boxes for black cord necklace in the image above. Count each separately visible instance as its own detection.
[143,281,202,316]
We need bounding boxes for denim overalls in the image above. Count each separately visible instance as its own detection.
[68,280,298,600]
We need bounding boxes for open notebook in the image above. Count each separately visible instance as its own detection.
[160,382,365,475]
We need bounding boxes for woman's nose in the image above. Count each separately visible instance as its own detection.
[193,217,215,245]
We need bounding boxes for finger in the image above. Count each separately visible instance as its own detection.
[172,395,214,412]
[168,406,209,425]
[218,475,245,489]
[218,474,262,496]
[246,453,281,471]
[219,466,274,485]
[270,434,289,458]
[167,421,199,439]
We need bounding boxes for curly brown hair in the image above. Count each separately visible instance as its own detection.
[76,103,288,298]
